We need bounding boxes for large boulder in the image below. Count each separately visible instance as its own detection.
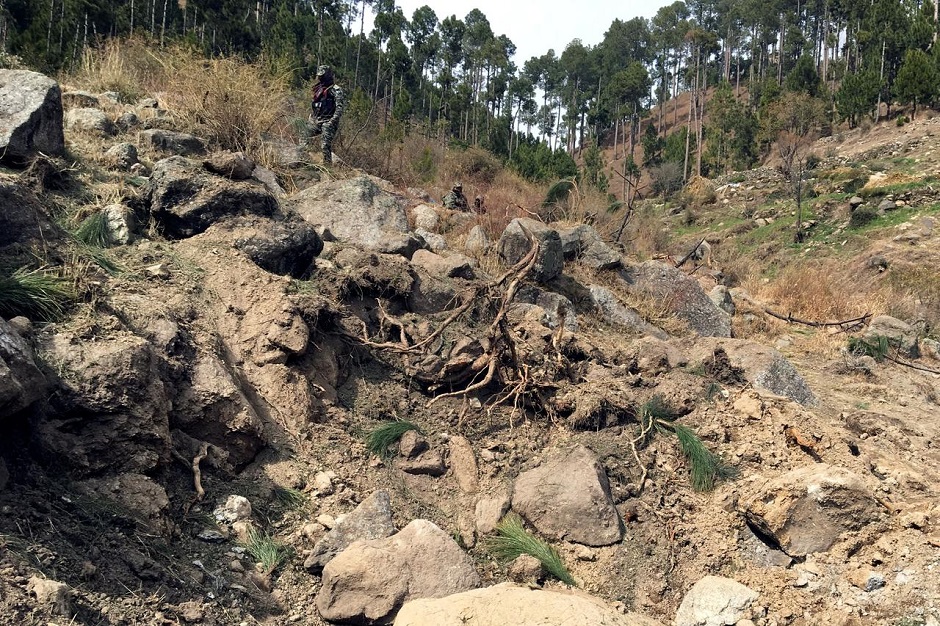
[497,218,564,283]
[394,583,663,626]
[689,338,817,406]
[290,176,410,250]
[741,464,882,557]
[104,142,139,170]
[316,519,480,624]
[512,444,623,546]
[233,215,323,278]
[141,156,278,238]
[0,69,65,161]
[675,576,759,626]
[35,333,172,475]
[618,262,731,337]
[589,285,669,340]
[304,490,396,573]
[204,151,255,180]
[0,318,48,418]
[0,179,62,253]
[64,107,113,134]
[556,224,622,270]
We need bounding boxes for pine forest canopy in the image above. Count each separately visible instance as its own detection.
[3,0,940,184]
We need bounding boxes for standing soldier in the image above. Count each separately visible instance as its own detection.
[309,65,346,165]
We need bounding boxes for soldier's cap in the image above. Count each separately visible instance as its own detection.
[317,65,333,77]
[453,182,462,190]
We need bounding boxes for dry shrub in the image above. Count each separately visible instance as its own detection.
[69,37,158,101]
[160,51,293,160]
[621,205,671,258]
[883,263,940,331]
[753,260,870,322]
[684,175,717,207]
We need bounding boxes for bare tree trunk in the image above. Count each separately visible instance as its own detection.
[875,39,885,122]
[47,0,55,52]
[354,0,365,89]
[160,0,168,45]
[696,64,706,178]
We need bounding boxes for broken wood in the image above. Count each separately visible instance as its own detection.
[764,309,871,330]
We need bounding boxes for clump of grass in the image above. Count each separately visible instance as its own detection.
[847,335,890,362]
[244,526,289,574]
[273,486,307,510]
[73,211,112,248]
[0,267,74,321]
[365,420,421,458]
[487,513,576,586]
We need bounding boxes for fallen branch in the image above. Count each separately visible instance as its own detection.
[674,237,707,269]
[192,443,209,502]
[884,354,940,375]
[764,309,871,330]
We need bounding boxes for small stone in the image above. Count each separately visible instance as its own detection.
[574,544,597,562]
[847,569,886,592]
[506,554,544,583]
[214,495,252,523]
[80,561,97,579]
[145,263,170,279]
[313,471,335,495]
[316,514,336,529]
[398,429,429,458]
[178,600,204,623]
[197,529,227,543]
[27,576,71,616]
[229,559,245,573]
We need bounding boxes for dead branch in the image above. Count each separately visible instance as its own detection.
[764,309,871,330]
[675,237,707,269]
[192,443,209,501]
[884,354,940,375]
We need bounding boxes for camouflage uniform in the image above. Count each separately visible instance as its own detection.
[442,183,469,210]
[308,65,346,165]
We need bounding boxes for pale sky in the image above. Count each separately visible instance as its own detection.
[383,0,676,66]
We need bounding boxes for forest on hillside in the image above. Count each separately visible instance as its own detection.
[3,0,940,192]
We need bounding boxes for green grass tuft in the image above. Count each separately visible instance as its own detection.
[847,335,890,362]
[0,267,74,321]
[365,420,421,458]
[487,513,576,586]
[273,486,307,510]
[73,211,112,248]
[664,422,738,492]
[243,526,289,574]
[542,179,576,207]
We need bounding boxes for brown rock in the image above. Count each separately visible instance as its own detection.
[204,151,255,180]
[512,445,623,546]
[304,490,396,573]
[316,519,480,624]
[399,429,429,458]
[506,554,544,583]
[397,449,447,476]
[475,492,511,535]
[448,436,479,494]
[27,576,71,616]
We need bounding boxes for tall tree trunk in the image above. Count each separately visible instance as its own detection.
[160,0,168,45]
[354,0,365,89]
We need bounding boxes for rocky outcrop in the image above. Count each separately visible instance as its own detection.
[863,314,920,359]
[35,333,172,475]
[204,151,255,180]
[316,519,480,624]
[65,107,113,134]
[556,223,622,270]
[142,156,278,238]
[290,176,410,249]
[0,318,48,418]
[393,583,663,626]
[512,444,623,546]
[675,576,759,626]
[104,142,139,170]
[410,250,475,279]
[304,490,397,573]
[588,285,669,339]
[618,262,731,337]
[741,464,882,557]
[232,215,323,278]
[497,218,564,282]
[0,70,65,161]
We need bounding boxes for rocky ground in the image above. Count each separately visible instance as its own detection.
[1,69,939,626]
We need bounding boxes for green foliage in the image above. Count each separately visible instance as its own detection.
[509,136,578,182]
[365,420,421,458]
[664,423,738,492]
[273,487,307,510]
[0,267,74,322]
[785,55,822,97]
[894,48,938,117]
[848,335,890,362]
[642,122,664,167]
[581,141,607,192]
[704,82,758,175]
[836,71,880,128]
[413,147,437,183]
[649,162,684,198]
[73,211,112,248]
[243,526,290,574]
[487,513,576,586]
[543,179,577,207]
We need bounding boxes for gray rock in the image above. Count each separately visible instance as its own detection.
[414,227,447,251]
[140,128,207,155]
[588,285,669,340]
[142,156,278,238]
[204,151,255,180]
[709,285,735,315]
[104,142,139,170]
[618,262,731,337]
[304,490,396,573]
[233,215,323,278]
[61,90,100,108]
[316,519,480,624]
[877,198,897,212]
[290,176,409,250]
[0,318,48,418]
[581,239,622,270]
[498,218,564,283]
[741,464,881,557]
[512,444,623,546]
[849,196,864,209]
[213,495,252,524]
[74,473,171,534]
[863,314,920,359]
[393,583,663,626]
[411,249,475,279]
[675,576,758,626]
[535,291,578,331]
[374,231,428,259]
[412,204,441,232]
[690,339,817,406]
[114,111,140,132]
[556,224,622,269]
[65,107,113,134]
[464,225,490,253]
[27,576,71,616]
[0,69,65,161]
[396,449,447,476]
[103,203,136,245]
[475,492,511,535]
[251,165,286,198]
